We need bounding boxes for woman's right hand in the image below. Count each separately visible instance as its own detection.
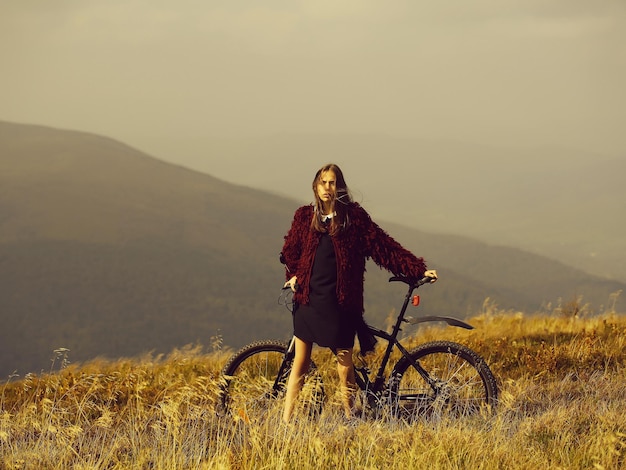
[284,276,298,292]
[424,269,438,283]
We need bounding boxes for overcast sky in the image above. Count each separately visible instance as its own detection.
[2,0,625,167]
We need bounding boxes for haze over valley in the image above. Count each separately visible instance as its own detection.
[170,134,626,283]
[1,121,624,377]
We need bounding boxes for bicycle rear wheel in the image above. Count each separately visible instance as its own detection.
[390,341,498,421]
[219,340,324,422]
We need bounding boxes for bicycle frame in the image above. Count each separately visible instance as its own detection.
[221,275,497,421]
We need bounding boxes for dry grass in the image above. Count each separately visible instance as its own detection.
[2,301,626,469]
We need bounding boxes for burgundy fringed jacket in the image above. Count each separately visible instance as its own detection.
[281,203,427,315]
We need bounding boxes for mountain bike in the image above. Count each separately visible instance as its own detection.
[219,276,498,422]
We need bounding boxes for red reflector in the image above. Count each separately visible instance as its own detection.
[412,295,420,306]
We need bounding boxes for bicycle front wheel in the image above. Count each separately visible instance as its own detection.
[219,340,324,422]
[390,341,498,421]
[219,340,290,422]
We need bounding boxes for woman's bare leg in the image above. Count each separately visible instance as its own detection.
[282,337,312,423]
[336,348,356,418]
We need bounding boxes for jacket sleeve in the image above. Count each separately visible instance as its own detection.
[360,208,427,279]
[281,206,310,280]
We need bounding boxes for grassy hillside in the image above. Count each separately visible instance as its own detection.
[1,121,624,379]
[1,306,625,469]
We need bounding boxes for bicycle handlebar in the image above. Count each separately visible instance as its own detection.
[282,275,433,293]
[388,275,436,287]
[282,276,433,291]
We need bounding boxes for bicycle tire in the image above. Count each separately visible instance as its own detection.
[219,340,324,421]
[390,340,498,421]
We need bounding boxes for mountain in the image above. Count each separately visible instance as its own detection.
[172,134,626,282]
[1,121,623,378]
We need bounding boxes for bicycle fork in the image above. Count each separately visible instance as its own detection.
[271,337,296,395]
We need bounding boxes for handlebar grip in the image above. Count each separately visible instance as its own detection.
[418,275,437,286]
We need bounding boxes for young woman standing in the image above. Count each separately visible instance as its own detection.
[280,163,437,422]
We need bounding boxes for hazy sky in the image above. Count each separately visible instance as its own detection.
[2,0,625,166]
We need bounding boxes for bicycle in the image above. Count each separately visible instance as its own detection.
[219,275,498,422]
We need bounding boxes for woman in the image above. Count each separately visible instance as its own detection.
[281,163,437,422]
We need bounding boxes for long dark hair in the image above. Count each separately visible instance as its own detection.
[311,163,352,235]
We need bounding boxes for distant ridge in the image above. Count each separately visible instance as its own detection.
[181,133,626,282]
[1,121,623,377]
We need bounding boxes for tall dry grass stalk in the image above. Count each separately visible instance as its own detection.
[1,303,625,469]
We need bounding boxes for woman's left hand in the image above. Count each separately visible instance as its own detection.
[424,270,438,283]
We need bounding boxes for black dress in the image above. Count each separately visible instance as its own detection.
[293,231,357,349]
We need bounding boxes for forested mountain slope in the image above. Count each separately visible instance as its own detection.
[1,121,622,377]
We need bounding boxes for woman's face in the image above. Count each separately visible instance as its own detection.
[316,170,336,210]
